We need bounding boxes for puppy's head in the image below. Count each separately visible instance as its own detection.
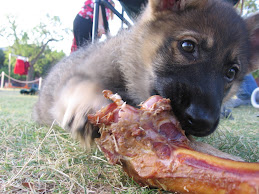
[139,0,259,136]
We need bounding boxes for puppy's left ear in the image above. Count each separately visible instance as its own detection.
[245,12,259,72]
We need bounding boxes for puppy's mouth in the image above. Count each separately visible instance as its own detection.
[151,89,219,137]
[182,117,220,137]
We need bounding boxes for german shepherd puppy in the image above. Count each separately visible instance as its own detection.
[33,0,259,152]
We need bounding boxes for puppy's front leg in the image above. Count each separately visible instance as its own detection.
[52,77,109,148]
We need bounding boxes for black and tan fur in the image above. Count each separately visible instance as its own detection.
[33,0,259,156]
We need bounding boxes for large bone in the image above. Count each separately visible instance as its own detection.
[88,90,259,193]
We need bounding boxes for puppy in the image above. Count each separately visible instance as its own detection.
[33,0,259,156]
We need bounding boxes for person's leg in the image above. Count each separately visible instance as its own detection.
[237,74,258,101]
[73,14,93,48]
[223,74,258,111]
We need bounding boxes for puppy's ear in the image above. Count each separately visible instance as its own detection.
[149,0,208,13]
[245,12,259,72]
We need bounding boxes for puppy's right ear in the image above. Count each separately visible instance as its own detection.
[149,0,208,13]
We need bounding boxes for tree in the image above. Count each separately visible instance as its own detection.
[0,49,5,68]
[33,48,66,77]
[237,0,259,16]
[2,14,68,81]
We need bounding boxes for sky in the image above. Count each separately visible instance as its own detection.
[0,0,129,55]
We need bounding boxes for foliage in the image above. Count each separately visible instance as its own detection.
[34,48,65,77]
[0,47,65,80]
[237,0,259,15]
[0,15,67,79]
[252,70,259,79]
[0,49,5,68]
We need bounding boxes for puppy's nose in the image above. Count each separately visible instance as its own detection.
[183,104,219,137]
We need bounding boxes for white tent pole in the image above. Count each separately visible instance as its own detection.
[1,71,4,88]
[8,53,11,86]
[39,77,42,90]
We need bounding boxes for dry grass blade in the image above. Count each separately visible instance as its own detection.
[1,120,56,189]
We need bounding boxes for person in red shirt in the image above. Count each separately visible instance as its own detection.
[71,0,114,52]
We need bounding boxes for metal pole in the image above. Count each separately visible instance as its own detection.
[121,8,124,29]
[92,0,100,43]
[101,4,109,34]
[121,7,124,29]
[101,0,131,27]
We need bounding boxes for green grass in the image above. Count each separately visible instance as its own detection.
[0,90,258,193]
[195,106,259,162]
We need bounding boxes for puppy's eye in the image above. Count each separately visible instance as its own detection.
[225,65,239,82]
[181,40,195,53]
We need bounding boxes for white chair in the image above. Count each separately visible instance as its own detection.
[251,87,259,108]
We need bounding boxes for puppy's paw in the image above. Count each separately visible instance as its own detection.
[51,79,109,148]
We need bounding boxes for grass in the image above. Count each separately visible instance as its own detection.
[195,106,259,162]
[0,89,258,193]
